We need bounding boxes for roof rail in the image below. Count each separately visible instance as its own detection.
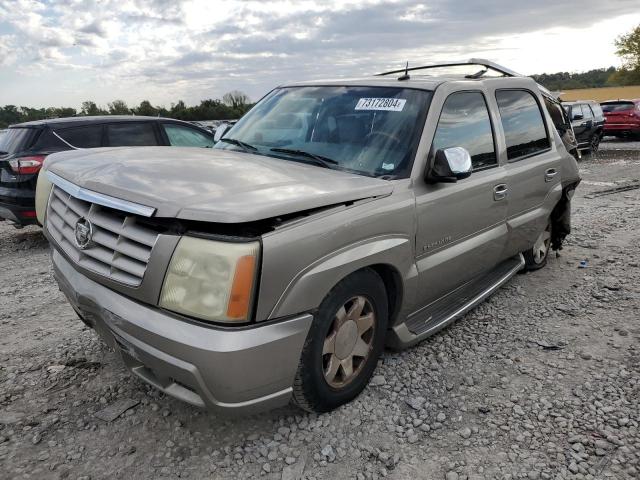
[376,58,522,78]
[376,58,557,99]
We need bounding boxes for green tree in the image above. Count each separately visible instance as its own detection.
[611,24,640,85]
[81,101,107,116]
[135,100,158,117]
[108,100,130,115]
[222,90,250,110]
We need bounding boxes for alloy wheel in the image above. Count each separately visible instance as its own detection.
[322,296,375,388]
[533,226,551,264]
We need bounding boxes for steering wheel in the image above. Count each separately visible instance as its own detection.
[364,131,403,148]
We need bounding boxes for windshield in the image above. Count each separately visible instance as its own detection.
[601,101,634,113]
[215,86,431,178]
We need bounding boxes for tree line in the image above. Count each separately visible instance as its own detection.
[532,66,639,92]
[533,25,640,91]
[0,90,254,129]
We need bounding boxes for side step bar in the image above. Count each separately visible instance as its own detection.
[390,254,525,349]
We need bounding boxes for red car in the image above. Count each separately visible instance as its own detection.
[601,99,640,138]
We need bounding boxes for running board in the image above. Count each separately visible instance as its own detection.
[390,254,524,348]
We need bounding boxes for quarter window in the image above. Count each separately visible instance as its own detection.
[163,124,215,147]
[107,123,158,147]
[431,91,497,170]
[495,90,550,160]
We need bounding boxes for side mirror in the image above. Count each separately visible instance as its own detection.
[214,123,230,142]
[572,114,583,121]
[426,147,473,183]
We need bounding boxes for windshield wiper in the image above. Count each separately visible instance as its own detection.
[270,148,339,169]
[218,137,258,153]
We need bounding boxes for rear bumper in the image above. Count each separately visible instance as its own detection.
[603,123,640,134]
[52,249,313,415]
[0,201,38,226]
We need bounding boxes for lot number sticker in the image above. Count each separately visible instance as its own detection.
[355,98,406,111]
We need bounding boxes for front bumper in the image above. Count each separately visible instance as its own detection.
[52,249,313,415]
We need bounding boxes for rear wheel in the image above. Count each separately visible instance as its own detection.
[589,132,602,153]
[523,222,551,271]
[292,269,388,413]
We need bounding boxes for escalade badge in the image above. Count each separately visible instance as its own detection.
[74,217,94,250]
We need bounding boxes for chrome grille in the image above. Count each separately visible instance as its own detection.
[46,186,158,286]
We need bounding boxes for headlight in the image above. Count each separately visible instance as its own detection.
[35,170,53,225]
[159,236,260,323]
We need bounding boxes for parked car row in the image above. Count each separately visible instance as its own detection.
[559,98,640,155]
[0,116,215,227]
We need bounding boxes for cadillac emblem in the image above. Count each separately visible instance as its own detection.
[74,217,93,250]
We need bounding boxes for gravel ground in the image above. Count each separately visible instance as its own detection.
[1,139,639,480]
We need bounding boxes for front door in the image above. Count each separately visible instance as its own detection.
[414,91,508,306]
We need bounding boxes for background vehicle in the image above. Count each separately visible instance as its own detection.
[562,100,605,153]
[601,99,640,138]
[37,60,580,415]
[0,116,215,227]
[543,95,580,160]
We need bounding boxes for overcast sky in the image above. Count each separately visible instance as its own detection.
[0,0,639,108]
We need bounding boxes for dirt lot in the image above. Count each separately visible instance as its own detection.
[1,140,639,480]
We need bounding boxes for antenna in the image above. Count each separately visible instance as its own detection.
[398,61,410,81]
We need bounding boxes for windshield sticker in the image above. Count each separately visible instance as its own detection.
[355,98,406,112]
[382,163,395,170]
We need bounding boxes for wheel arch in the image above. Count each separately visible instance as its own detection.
[267,235,415,323]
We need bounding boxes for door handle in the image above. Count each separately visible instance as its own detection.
[493,184,508,201]
[545,168,558,182]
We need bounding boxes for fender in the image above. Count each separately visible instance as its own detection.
[268,234,417,321]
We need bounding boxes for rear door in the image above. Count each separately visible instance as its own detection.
[105,122,161,147]
[569,104,588,145]
[495,89,562,256]
[415,89,508,303]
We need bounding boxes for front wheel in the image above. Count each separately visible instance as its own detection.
[523,222,552,271]
[292,269,388,413]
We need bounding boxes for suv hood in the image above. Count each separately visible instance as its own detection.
[45,147,394,223]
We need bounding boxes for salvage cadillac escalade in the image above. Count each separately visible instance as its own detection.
[36,60,580,414]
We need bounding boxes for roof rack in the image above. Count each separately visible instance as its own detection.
[376,58,556,98]
[376,58,522,78]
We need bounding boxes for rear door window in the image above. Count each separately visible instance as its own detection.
[495,90,550,160]
[106,122,159,146]
[162,123,215,147]
[570,104,583,120]
[581,104,593,120]
[55,125,104,148]
[431,91,497,170]
[0,128,36,154]
[591,103,603,117]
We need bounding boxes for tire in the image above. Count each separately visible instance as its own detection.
[523,221,552,271]
[589,132,601,153]
[292,268,388,413]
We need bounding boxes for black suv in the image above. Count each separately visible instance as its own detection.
[562,101,605,153]
[0,116,215,227]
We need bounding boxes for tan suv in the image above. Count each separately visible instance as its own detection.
[36,60,580,414]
